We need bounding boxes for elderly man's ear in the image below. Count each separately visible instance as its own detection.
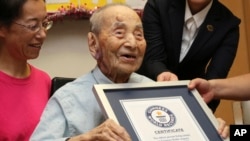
[88,32,100,60]
[0,25,7,38]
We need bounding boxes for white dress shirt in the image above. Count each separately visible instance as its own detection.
[179,0,213,62]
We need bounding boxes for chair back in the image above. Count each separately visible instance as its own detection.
[233,101,250,124]
[50,77,75,97]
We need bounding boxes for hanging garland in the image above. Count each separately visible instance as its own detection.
[47,3,143,22]
[47,3,97,21]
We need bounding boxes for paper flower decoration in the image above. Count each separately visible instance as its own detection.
[47,3,143,22]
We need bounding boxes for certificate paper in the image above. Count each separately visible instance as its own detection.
[93,81,228,141]
[121,97,208,141]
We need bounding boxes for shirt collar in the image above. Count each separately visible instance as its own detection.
[92,66,143,84]
[185,0,213,28]
[92,66,114,84]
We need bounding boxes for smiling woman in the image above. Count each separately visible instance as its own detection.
[0,0,51,140]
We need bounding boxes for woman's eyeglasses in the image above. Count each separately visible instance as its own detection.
[13,20,53,33]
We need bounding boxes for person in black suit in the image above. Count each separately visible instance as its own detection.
[137,0,241,112]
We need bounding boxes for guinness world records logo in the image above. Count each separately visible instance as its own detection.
[146,105,176,128]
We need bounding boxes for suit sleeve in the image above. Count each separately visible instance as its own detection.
[205,17,241,80]
[138,0,171,80]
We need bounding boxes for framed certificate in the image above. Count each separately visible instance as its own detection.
[93,81,228,141]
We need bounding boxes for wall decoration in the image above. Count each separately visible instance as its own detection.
[46,0,147,21]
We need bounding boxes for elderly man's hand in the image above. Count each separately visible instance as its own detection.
[216,118,229,139]
[69,119,131,141]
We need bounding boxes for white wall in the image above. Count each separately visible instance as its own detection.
[29,19,96,78]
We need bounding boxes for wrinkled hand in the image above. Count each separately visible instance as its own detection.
[157,72,178,81]
[188,78,214,103]
[216,118,229,139]
[69,119,131,141]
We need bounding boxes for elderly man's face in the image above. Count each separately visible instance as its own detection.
[96,6,146,76]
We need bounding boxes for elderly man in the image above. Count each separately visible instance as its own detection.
[30,3,153,141]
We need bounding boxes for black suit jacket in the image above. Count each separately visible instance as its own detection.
[137,0,241,112]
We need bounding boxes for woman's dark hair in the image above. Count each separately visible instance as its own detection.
[0,0,45,26]
[0,0,27,26]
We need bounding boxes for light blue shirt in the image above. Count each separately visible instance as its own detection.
[30,66,154,141]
